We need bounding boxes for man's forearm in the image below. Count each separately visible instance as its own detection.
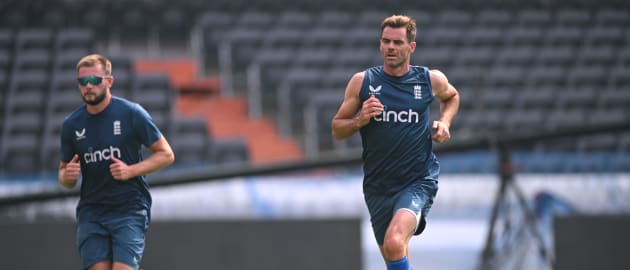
[332,117,361,140]
[129,150,175,177]
[439,94,460,126]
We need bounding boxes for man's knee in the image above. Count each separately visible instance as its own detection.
[382,234,406,259]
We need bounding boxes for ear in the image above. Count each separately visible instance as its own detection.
[409,41,416,52]
[106,75,115,88]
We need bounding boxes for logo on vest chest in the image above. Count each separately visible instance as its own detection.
[374,109,421,123]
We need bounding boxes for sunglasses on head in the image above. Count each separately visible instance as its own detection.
[77,76,108,86]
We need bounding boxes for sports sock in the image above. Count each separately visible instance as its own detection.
[386,256,409,270]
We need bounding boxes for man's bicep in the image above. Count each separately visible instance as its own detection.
[430,69,458,100]
[334,73,364,120]
[148,136,172,153]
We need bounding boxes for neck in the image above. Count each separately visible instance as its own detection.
[383,63,410,77]
[86,94,112,115]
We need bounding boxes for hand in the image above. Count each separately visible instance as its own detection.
[358,95,385,126]
[432,120,451,143]
[63,154,81,183]
[109,156,132,181]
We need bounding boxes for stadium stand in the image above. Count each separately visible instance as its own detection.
[0,0,629,174]
[0,3,629,270]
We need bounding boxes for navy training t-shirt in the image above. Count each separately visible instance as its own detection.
[61,96,162,221]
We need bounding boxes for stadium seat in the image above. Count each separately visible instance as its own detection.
[585,25,624,46]
[299,92,345,155]
[276,10,314,29]
[168,116,213,166]
[0,50,11,74]
[544,25,584,47]
[39,120,65,172]
[514,86,556,110]
[527,66,567,87]
[464,26,504,48]
[435,10,473,27]
[413,46,455,69]
[156,5,192,47]
[555,9,592,27]
[566,65,607,88]
[448,65,484,88]
[476,9,513,27]
[53,49,91,71]
[15,28,54,51]
[301,26,344,47]
[494,45,536,67]
[212,139,250,165]
[344,26,379,47]
[0,134,41,174]
[486,65,525,87]
[479,87,516,110]
[425,26,465,47]
[235,11,274,29]
[293,46,333,68]
[11,49,52,72]
[130,73,174,132]
[316,10,353,28]
[608,66,630,87]
[545,108,585,130]
[55,28,95,52]
[6,70,49,110]
[0,29,14,51]
[594,9,629,26]
[599,87,630,111]
[515,9,553,27]
[576,45,616,67]
[503,26,545,46]
[587,108,626,125]
[261,28,302,49]
[505,108,545,132]
[555,85,597,110]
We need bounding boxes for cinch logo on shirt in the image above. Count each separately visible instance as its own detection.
[374,109,420,123]
[84,146,121,164]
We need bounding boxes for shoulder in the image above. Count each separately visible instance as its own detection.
[429,69,448,84]
[346,70,366,96]
[112,96,147,113]
[112,96,136,108]
[63,105,86,124]
[428,69,449,91]
[61,106,86,135]
[350,70,366,83]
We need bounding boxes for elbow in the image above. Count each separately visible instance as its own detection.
[331,123,344,141]
[166,151,175,165]
[161,150,175,166]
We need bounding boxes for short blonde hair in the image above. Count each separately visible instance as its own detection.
[381,15,417,43]
[76,54,112,75]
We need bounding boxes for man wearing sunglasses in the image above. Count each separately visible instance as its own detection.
[58,54,175,270]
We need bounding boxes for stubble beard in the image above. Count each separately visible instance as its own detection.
[385,57,406,69]
[83,90,107,106]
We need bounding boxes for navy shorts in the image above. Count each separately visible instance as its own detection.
[364,179,438,246]
[76,211,149,270]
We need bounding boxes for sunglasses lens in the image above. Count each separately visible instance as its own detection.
[77,76,103,86]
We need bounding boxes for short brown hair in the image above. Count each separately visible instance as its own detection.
[381,15,417,43]
[76,54,112,75]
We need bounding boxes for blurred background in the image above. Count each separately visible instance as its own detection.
[0,0,629,269]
